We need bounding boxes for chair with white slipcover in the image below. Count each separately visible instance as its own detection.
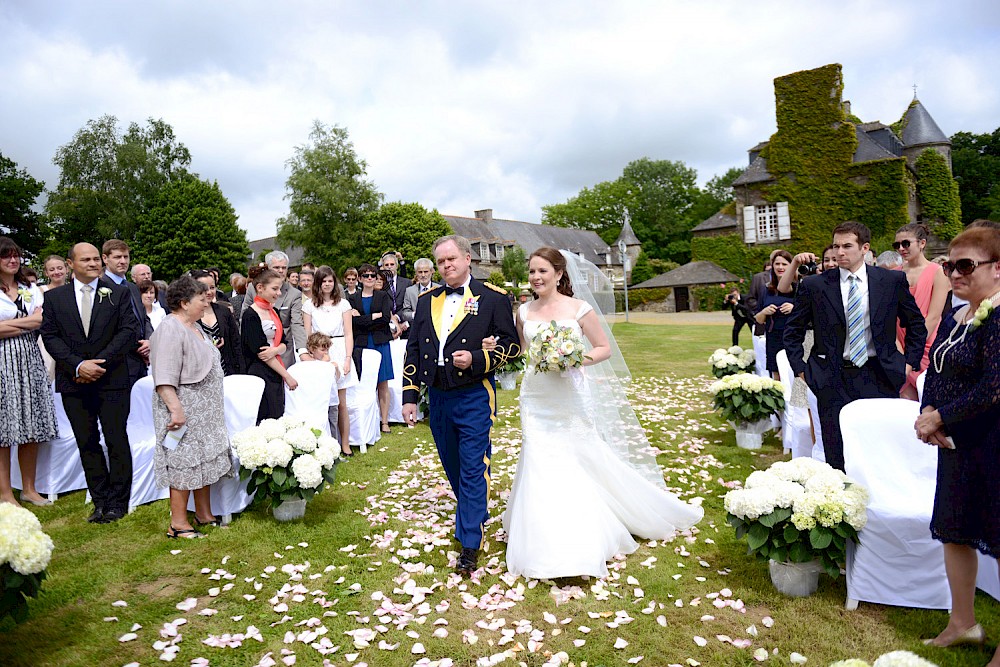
[775,350,812,458]
[346,349,382,452]
[283,361,338,436]
[386,339,407,424]
[10,386,88,501]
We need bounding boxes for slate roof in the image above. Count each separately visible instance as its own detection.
[853,126,898,163]
[632,261,740,289]
[247,236,306,268]
[902,99,950,147]
[616,217,641,246]
[691,211,738,233]
[732,155,774,186]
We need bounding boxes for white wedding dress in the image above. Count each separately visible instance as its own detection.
[502,302,704,579]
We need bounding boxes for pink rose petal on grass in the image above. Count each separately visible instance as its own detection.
[614,637,629,649]
[176,598,197,612]
[119,633,138,642]
[762,616,774,628]
[753,648,769,661]
[112,600,128,607]
[693,636,708,647]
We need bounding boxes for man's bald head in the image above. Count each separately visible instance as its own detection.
[68,243,103,282]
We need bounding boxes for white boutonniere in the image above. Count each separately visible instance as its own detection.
[97,286,113,304]
[16,287,32,304]
[971,299,995,329]
[463,296,480,315]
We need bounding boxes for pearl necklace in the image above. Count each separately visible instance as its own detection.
[931,290,1000,374]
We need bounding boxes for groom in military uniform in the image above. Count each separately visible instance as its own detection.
[402,234,520,576]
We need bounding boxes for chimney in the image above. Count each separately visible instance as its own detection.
[474,209,494,223]
[843,100,851,116]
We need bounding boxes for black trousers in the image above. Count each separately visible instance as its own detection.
[61,390,133,511]
[731,317,754,346]
[814,359,896,472]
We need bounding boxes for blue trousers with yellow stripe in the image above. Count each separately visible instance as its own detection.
[428,378,496,550]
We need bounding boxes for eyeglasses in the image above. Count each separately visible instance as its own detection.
[941,258,999,277]
[360,273,377,279]
[891,240,913,250]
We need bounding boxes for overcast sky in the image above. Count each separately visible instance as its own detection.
[2,0,998,242]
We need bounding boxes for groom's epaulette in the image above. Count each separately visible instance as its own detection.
[419,286,441,298]
[483,282,507,295]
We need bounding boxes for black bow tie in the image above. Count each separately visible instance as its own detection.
[444,285,464,296]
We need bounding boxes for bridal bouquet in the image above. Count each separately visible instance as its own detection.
[708,345,756,378]
[527,321,588,373]
[1,503,55,623]
[233,417,340,505]
[708,372,785,424]
[724,458,869,578]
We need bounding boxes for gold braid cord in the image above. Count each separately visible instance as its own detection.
[402,362,419,392]
[488,341,521,371]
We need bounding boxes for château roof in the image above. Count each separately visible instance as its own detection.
[691,210,738,233]
[632,261,740,289]
[901,99,950,147]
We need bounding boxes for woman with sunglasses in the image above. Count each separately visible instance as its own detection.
[347,264,394,433]
[893,223,951,400]
[914,227,1000,657]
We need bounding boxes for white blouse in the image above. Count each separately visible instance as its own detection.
[302,297,352,337]
[0,283,43,321]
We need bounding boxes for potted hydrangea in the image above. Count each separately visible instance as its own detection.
[724,458,869,596]
[232,417,340,521]
[708,372,785,449]
[0,504,55,623]
[708,345,756,378]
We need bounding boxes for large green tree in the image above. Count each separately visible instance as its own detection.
[951,129,1000,224]
[501,245,527,285]
[542,159,739,264]
[44,115,192,253]
[362,202,452,271]
[277,122,382,269]
[0,151,47,258]
[133,174,249,281]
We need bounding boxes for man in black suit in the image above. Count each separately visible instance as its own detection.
[40,243,140,523]
[379,251,412,335]
[102,239,150,386]
[784,221,926,471]
[401,235,520,576]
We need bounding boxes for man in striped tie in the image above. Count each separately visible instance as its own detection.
[784,221,926,471]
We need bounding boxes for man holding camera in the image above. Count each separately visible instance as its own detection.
[725,288,755,346]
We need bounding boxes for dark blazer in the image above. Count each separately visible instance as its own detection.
[204,301,243,375]
[784,265,927,393]
[747,270,770,335]
[40,278,141,394]
[348,290,394,346]
[402,279,520,401]
[240,306,286,381]
[385,275,411,315]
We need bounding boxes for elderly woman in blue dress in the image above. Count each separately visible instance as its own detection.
[150,276,233,538]
[915,227,1000,662]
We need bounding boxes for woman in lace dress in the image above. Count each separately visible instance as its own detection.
[915,227,1000,658]
[502,247,703,580]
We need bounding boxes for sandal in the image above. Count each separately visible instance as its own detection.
[167,527,205,539]
[193,517,220,527]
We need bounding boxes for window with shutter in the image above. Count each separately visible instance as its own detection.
[777,202,791,240]
[743,206,757,244]
[755,204,779,242]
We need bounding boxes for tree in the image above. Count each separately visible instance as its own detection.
[133,174,250,281]
[501,245,528,285]
[0,151,47,258]
[277,122,382,269]
[361,202,451,272]
[486,271,506,287]
[45,115,192,250]
[629,250,655,285]
[951,129,1000,224]
[689,166,743,223]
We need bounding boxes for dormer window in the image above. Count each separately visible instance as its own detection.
[494,244,505,261]
[479,242,489,261]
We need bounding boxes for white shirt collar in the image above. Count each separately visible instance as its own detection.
[839,265,867,283]
[75,277,100,291]
[445,276,471,294]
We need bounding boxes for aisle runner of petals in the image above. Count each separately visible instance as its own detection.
[109,375,803,667]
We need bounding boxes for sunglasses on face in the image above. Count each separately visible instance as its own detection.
[360,273,377,279]
[891,239,914,250]
[941,258,998,277]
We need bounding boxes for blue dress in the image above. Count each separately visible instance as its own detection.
[361,296,394,383]
[761,290,795,373]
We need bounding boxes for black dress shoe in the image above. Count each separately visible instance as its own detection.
[86,507,104,523]
[101,507,127,523]
[456,548,480,576]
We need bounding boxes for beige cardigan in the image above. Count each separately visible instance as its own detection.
[149,314,218,388]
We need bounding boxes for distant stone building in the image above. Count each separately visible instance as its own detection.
[631,261,740,313]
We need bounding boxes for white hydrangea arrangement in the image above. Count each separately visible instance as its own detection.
[724,458,869,578]
[708,372,785,425]
[830,650,939,667]
[0,503,55,623]
[708,345,757,378]
[233,417,340,507]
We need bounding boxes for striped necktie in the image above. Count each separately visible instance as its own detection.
[846,275,867,367]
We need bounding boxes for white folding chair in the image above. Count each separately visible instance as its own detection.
[186,375,266,523]
[283,361,338,436]
[11,385,88,502]
[752,335,769,378]
[776,350,812,458]
[346,349,382,452]
[806,387,825,463]
[841,398,950,610]
[386,339,407,424]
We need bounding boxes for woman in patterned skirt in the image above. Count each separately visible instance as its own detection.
[0,237,58,506]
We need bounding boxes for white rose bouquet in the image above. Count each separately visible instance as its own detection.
[708,345,757,378]
[527,321,589,374]
[0,503,55,623]
[233,417,340,506]
[708,372,785,424]
[724,458,869,578]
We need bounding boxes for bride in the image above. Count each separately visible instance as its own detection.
[501,247,703,579]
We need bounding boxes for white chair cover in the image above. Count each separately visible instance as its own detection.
[841,398,951,609]
[283,362,338,436]
[10,385,89,501]
[346,349,382,449]
[752,335,769,378]
[806,387,825,463]
[915,371,926,402]
[776,350,812,458]
[386,339,407,424]
[186,375,265,518]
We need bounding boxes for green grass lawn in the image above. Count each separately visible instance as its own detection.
[2,323,996,667]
